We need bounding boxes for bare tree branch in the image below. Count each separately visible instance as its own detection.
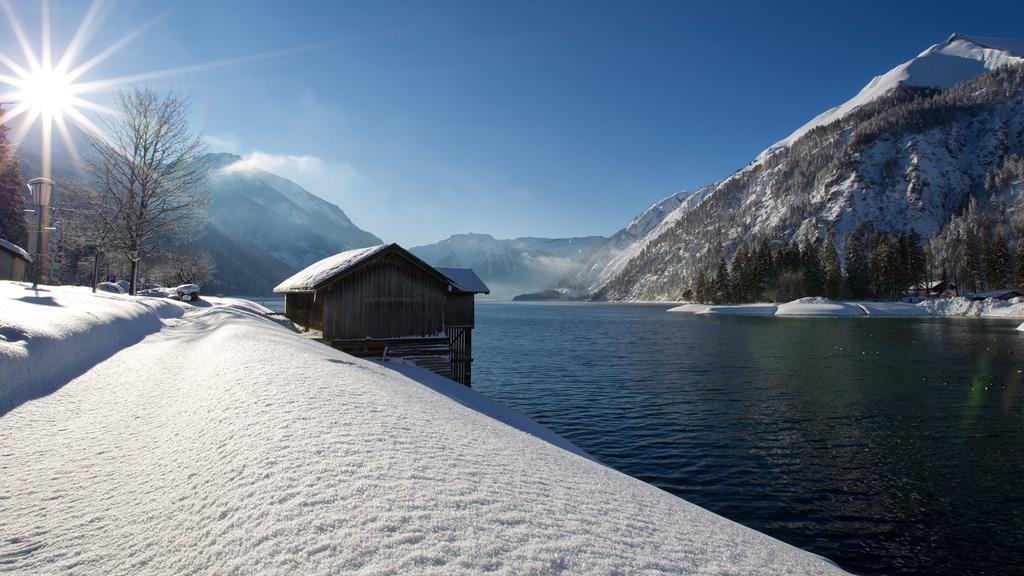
[85,85,210,294]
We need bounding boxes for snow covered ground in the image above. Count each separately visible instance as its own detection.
[669,303,779,316]
[854,301,931,317]
[669,296,1024,319]
[0,281,845,575]
[917,296,1024,318]
[774,298,861,317]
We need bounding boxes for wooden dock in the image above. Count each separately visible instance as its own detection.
[329,336,454,380]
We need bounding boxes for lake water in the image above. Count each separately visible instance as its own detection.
[472,303,1024,576]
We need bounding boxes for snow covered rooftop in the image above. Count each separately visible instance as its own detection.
[911,280,949,290]
[273,244,389,292]
[273,244,477,295]
[0,237,31,262]
[436,267,490,294]
[0,282,848,574]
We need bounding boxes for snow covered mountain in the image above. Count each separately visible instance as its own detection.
[410,233,605,299]
[549,186,712,296]
[198,153,381,294]
[764,34,1024,155]
[17,145,381,295]
[559,34,1024,301]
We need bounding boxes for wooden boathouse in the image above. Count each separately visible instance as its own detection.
[273,243,489,386]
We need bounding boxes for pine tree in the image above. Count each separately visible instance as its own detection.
[731,245,757,302]
[0,117,27,247]
[784,242,802,272]
[844,231,871,299]
[753,238,773,298]
[896,231,911,292]
[820,236,843,299]
[713,258,731,304]
[961,197,987,294]
[693,268,709,304]
[802,239,825,297]
[906,228,926,290]
[869,234,899,300]
[986,235,1011,289]
[962,229,984,294]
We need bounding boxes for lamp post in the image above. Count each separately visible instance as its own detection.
[28,177,53,289]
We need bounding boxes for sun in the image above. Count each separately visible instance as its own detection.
[14,65,76,117]
[0,0,119,177]
[0,0,343,180]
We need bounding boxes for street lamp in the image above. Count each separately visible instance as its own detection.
[28,177,54,289]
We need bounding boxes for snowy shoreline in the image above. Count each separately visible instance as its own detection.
[0,281,847,574]
[669,296,1024,321]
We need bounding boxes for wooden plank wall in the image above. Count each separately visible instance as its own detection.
[445,293,475,327]
[285,292,322,331]
[0,252,28,281]
[320,253,447,340]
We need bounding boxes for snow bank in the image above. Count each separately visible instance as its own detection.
[175,283,200,296]
[667,303,711,314]
[382,360,589,458]
[705,303,778,316]
[96,281,124,294]
[776,298,865,316]
[671,297,1024,320]
[668,303,778,315]
[918,296,1024,318]
[0,284,847,575]
[0,282,187,413]
[854,301,930,316]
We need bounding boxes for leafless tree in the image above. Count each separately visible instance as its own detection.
[50,184,113,290]
[150,249,216,287]
[87,86,209,295]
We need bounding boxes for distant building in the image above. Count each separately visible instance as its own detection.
[274,244,489,386]
[0,238,32,282]
[909,280,954,297]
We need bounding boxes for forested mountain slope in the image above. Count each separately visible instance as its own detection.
[559,35,1024,301]
[597,65,1024,300]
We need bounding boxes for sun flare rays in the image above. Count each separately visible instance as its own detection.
[0,0,348,181]
[0,0,119,179]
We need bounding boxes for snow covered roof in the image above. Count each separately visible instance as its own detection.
[0,237,31,262]
[273,244,456,294]
[910,280,949,290]
[274,244,390,293]
[436,267,490,294]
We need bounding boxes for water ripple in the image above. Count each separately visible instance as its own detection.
[473,303,1024,576]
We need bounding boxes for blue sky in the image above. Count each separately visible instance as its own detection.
[5,0,1024,245]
